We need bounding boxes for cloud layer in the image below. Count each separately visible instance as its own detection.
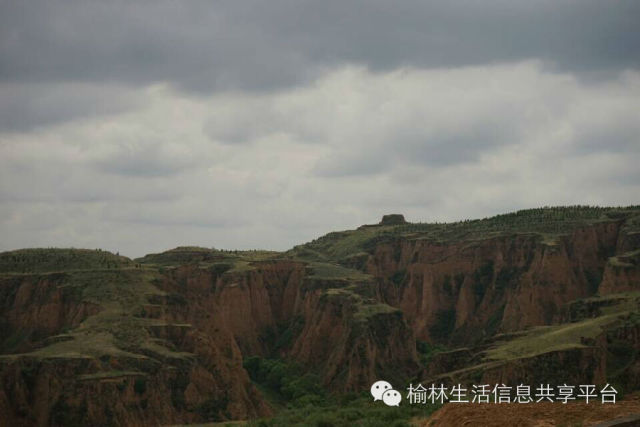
[1,1,639,256]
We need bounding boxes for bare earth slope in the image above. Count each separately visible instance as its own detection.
[418,393,640,427]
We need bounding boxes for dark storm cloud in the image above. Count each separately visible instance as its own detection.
[0,83,141,132]
[1,0,639,94]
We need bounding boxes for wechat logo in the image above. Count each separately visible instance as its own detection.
[370,380,402,406]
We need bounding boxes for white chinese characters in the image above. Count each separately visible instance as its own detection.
[405,383,618,405]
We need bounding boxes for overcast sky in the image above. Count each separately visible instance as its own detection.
[1,0,639,257]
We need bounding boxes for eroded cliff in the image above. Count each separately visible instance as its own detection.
[0,206,639,425]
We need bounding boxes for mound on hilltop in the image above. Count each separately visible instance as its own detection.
[379,214,407,225]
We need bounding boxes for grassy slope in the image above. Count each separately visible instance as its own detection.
[486,292,640,361]
[0,248,133,273]
[290,206,640,265]
[0,255,194,371]
[422,292,640,385]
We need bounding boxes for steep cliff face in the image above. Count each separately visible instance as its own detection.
[0,263,271,426]
[0,355,253,427]
[149,261,306,358]
[288,206,640,399]
[2,251,410,409]
[421,292,640,394]
[600,251,640,294]
[606,321,640,391]
[0,274,101,354]
[154,261,419,392]
[368,220,635,344]
[287,288,418,391]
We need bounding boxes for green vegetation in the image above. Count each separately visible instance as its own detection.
[0,268,194,370]
[289,225,398,264]
[429,309,457,342]
[197,395,230,422]
[246,395,438,427]
[77,371,145,381]
[244,357,438,427]
[272,316,305,353]
[568,291,640,322]
[135,246,280,273]
[353,303,400,322]
[426,293,640,392]
[306,262,372,281]
[289,206,640,266]
[485,304,505,336]
[583,268,604,293]
[416,340,447,366]
[620,211,640,234]
[135,246,221,266]
[472,261,494,302]
[321,287,399,323]
[393,205,640,239]
[51,399,87,426]
[0,248,132,273]
[243,357,326,408]
[390,269,407,286]
[608,249,640,268]
[486,321,605,361]
[134,377,147,394]
[494,267,521,292]
[486,292,640,361]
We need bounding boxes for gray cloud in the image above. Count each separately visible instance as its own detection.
[2,63,639,257]
[0,82,143,132]
[1,1,639,257]
[2,1,639,132]
[393,122,520,168]
[94,143,199,177]
[1,0,639,96]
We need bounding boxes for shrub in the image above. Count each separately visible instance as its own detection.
[133,378,146,395]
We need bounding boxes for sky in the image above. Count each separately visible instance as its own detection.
[1,0,639,257]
